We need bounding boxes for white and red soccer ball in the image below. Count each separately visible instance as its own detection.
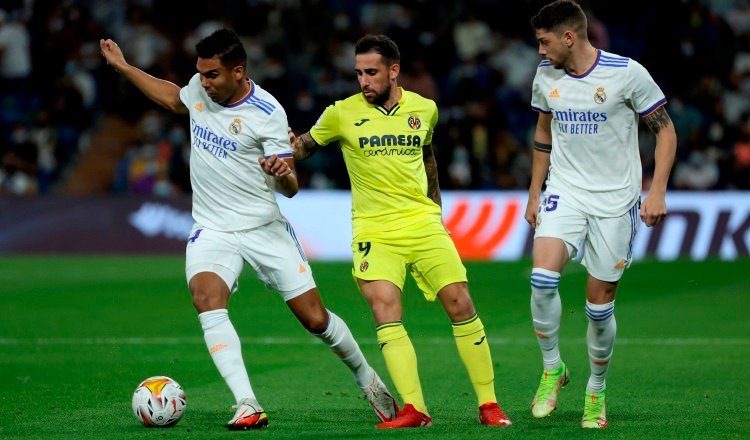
[131,376,186,427]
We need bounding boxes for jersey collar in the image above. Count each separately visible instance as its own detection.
[221,79,254,108]
[373,87,405,116]
[565,49,600,79]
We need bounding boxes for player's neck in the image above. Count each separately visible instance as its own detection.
[566,44,598,76]
[381,86,402,111]
[226,78,252,106]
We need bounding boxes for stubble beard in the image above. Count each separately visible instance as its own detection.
[364,84,391,106]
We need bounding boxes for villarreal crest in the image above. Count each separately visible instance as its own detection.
[407,114,421,130]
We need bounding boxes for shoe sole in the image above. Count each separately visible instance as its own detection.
[226,416,269,430]
[479,418,512,426]
[376,418,432,429]
[377,421,432,429]
[581,420,608,429]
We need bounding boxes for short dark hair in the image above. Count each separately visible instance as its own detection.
[355,34,400,66]
[195,29,247,68]
[530,0,587,39]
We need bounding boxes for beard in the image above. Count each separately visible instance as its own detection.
[363,84,391,106]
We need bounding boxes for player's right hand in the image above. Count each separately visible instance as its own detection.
[259,154,292,177]
[99,38,126,71]
[524,197,539,229]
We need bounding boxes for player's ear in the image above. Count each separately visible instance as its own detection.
[390,63,400,81]
[233,64,245,81]
[563,30,575,47]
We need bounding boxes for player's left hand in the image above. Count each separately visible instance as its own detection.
[258,154,292,177]
[640,193,667,227]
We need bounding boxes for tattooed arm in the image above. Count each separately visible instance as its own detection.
[640,105,677,227]
[423,144,442,208]
[288,129,323,161]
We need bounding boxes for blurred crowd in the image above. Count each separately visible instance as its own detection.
[1,0,750,196]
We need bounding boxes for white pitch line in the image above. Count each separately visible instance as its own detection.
[0,337,747,346]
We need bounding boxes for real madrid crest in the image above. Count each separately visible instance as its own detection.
[594,87,607,104]
[407,114,421,130]
[229,117,242,135]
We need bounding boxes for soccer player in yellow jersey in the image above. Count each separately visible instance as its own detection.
[289,34,511,429]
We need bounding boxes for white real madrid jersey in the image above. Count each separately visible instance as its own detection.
[530,49,666,217]
[179,75,292,231]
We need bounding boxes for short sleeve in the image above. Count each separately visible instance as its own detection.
[423,101,438,145]
[260,106,292,157]
[626,59,667,117]
[530,68,550,113]
[309,103,341,146]
[179,85,189,106]
[179,73,199,107]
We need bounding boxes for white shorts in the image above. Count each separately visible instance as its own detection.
[535,191,640,282]
[185,219,315,301]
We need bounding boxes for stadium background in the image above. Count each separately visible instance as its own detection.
[0,0,748,439]
[1,0,749,196]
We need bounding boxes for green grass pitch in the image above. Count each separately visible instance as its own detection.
[1,256,748,439]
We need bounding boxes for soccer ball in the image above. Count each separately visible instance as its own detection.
[131,376,187,427]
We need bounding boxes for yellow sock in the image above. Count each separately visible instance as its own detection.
[376,322,427,414]
[453,315,497,406]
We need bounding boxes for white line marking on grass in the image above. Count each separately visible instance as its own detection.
[0,337,748,346]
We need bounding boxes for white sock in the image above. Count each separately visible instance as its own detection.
[531,268,562,371]
[585,300,616,393]
[199,309,256,404]
[312,310,374,390]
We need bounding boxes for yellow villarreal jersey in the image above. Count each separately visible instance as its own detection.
[310,88,442,240]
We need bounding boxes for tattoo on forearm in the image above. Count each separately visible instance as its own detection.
[423,145,442,207]
[644,106,672,135]
[295,133,322,160]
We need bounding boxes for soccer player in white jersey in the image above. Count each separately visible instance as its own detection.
[525,0,677,429]
[99,29,398,430]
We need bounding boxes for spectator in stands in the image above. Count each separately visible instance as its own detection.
[0,8,32,145]
[6,0,750,194]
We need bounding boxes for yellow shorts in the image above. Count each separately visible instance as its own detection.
[351,221,467,302]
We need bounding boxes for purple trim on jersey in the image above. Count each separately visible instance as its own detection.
[284,219,308,262]
[565,49,601,79]
[640,98,667,117]
[265,152,293,159]
[249,96,275,115]
[627,200,639,261]
[220,80,257,109]
[598,54,629,68]
[219,80,275,109]
[531,105,552,114]
[600,54,628,63]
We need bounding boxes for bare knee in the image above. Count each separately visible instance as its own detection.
[358,280,403,325]
[300,309,329,333]
[438,282,476,321]
[189,272,230,313]
[286,288,330,333]
[586,276,618,304]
